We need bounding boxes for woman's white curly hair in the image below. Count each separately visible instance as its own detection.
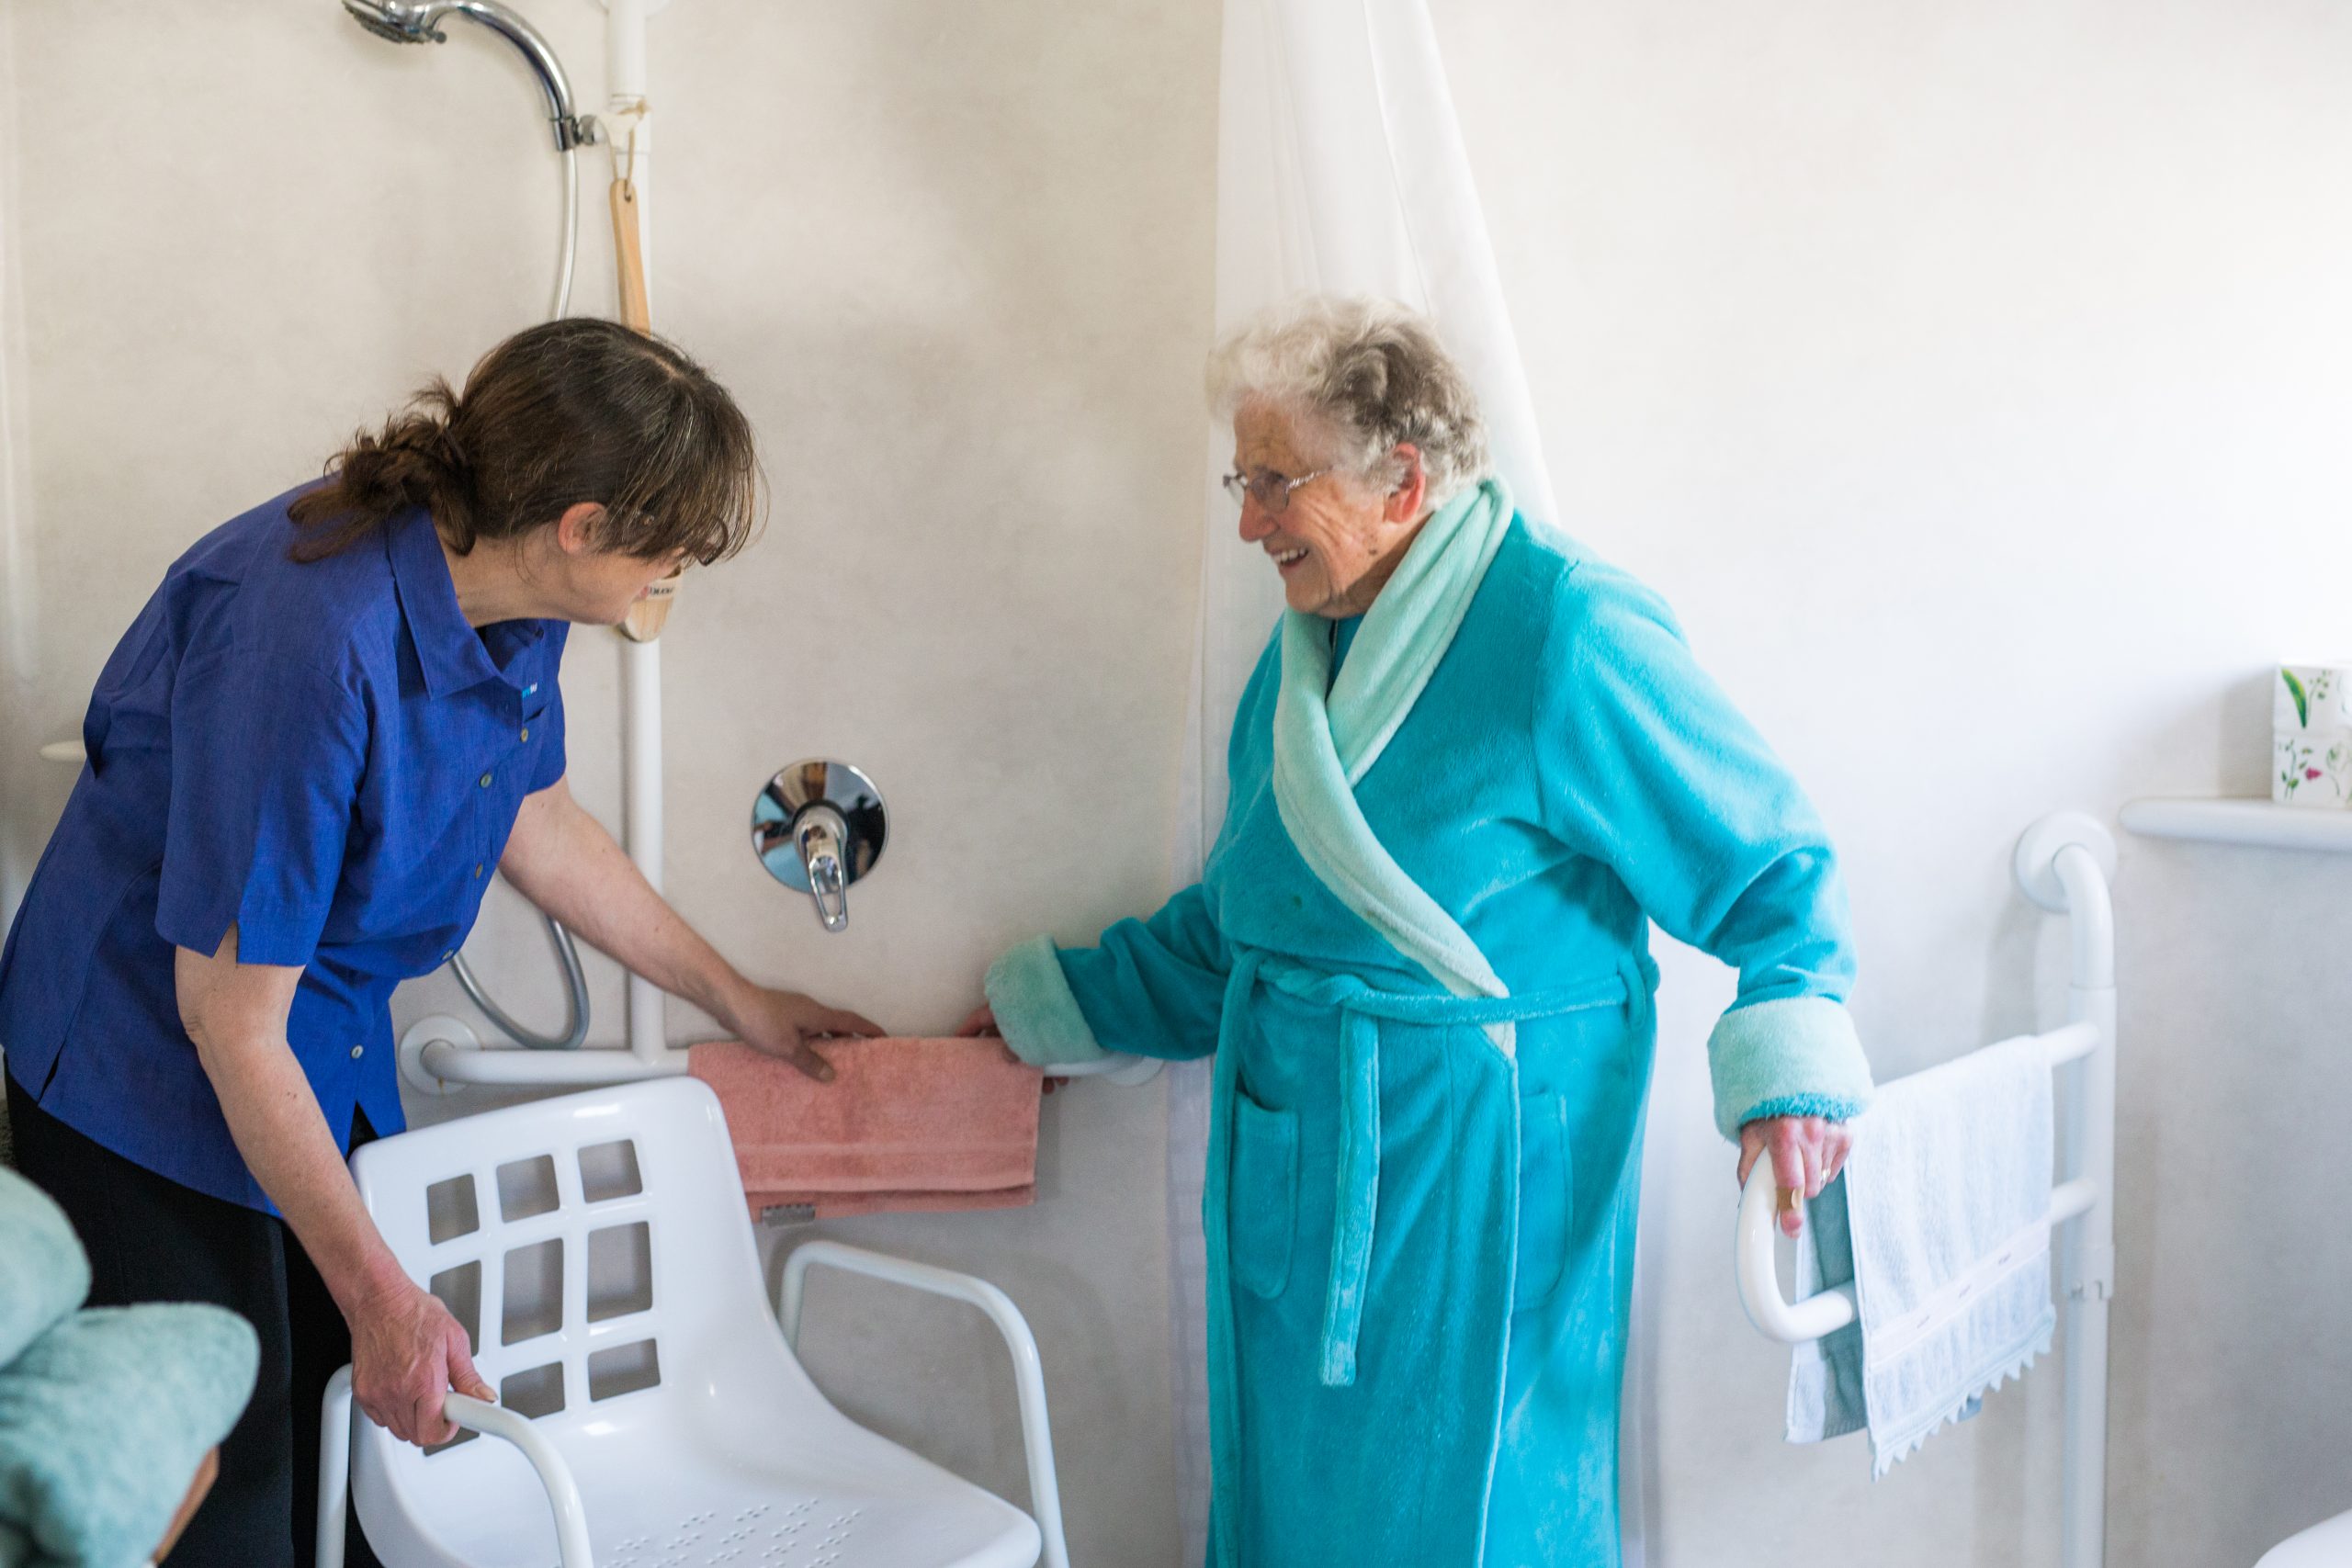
[1206,295,1488,510]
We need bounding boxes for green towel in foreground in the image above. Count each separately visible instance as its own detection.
[0,1305,259,1568]
[0,1170,88,1369]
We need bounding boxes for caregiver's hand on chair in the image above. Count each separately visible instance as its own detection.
[1736,1114,1854,1239]
[347,1272,493,1446]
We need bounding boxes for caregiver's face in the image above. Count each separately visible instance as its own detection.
[1231,401,1424,619]
[541,503,688,626]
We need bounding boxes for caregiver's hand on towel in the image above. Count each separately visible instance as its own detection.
[500,777,879,1082]
[1737,1114,1855,1238]
[728,985,884,1084]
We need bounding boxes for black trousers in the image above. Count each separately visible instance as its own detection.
[5,1074,382,1568]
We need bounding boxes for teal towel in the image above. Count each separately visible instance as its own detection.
[0,1305,260,1568]
[0,1170,88,1369]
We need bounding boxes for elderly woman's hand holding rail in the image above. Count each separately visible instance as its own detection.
[967,297,1874,1567]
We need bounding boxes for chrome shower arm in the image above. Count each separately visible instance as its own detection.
[342,0,601,151]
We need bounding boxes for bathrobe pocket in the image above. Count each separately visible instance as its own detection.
[1513,1089,1574,1313]
[1229,1093,1299,1300]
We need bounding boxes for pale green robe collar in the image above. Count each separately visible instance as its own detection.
[1270,476,1519,1048]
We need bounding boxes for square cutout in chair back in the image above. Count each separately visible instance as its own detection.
[502,1238,564,1345]
[496,1155,561,1223]
[580,1138,644,1203]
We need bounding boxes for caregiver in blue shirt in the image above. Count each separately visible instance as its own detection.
[969,297,1876,1568]
[0,319,871,1564]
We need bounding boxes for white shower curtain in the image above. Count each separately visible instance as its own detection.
[1162,1,1653,1562]
[0,6,40,932]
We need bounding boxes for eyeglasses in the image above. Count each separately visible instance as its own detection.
[1221,466,1329,515]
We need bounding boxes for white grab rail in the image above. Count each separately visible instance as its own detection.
[1732,809,2118,1568]
[1736,1020,2100,1342]
[398,1010,1161,1092]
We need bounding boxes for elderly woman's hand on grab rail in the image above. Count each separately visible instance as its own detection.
[1736,1114,1853,1239]
[958,1003,1063,1095]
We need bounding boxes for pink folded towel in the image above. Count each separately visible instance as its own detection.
[688,1037,1043,1220]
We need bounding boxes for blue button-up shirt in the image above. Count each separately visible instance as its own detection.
[0,486,568,1212]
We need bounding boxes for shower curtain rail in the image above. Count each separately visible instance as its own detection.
[1732,809,2118,1568]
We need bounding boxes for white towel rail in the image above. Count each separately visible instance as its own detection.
[397,1012,1165,1092]
[1733,809,2119,1568]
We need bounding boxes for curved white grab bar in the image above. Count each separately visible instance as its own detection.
[1733,1019,2103,1345]
[1736,1159,1860,1342]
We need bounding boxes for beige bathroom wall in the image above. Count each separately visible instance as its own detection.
[0,2,1211,1563]
[8,3,2352,1567]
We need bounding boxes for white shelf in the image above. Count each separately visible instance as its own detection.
[2120,796,2352,852]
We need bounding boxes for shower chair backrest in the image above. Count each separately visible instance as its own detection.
[345,1077,797,1503]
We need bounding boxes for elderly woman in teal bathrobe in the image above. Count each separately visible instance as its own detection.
[967,297,1875,1567]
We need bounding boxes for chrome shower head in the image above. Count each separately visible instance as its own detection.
[343,1,431,45]
[342,0,597,151]
[341,1,452,46]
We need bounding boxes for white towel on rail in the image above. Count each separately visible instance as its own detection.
[1785,1033,2057,1474]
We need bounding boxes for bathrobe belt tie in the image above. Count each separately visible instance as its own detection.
[1260,956,1656,1388]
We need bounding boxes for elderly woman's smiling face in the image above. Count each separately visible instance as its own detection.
[1232,400,1429,619]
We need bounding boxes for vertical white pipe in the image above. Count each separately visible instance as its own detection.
[622,640,664,1061]
[607,6,652,302]
[605,0,647,103]
[607,0,666,1063]
[2054,843,2116,1568]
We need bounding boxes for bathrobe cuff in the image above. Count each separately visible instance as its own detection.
[985,935,1111,1068]
[1707,995,1874,1141]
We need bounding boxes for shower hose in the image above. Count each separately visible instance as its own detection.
[444,141,594,1053]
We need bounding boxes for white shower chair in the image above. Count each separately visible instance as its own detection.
[316,1076,1069,1568]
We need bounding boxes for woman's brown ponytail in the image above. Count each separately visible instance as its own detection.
[288,318,759,566]
[289,379,473,561]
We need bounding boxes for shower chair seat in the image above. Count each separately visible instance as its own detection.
[316,1077,1063,1568]
[2257,1508,2352,1568]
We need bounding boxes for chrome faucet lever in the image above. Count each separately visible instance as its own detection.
[752,761,887,932]
[794,806,851,931]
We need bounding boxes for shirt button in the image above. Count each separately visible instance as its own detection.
[519,727,530,742]
[438,950,455,964]
[479,772,493,789]
[350,1044,365,1059]
[472,863,484,879]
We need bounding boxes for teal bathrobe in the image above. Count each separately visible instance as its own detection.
[989,497,1872,1568]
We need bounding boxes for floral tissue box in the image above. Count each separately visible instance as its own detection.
[2275,664,2352,806]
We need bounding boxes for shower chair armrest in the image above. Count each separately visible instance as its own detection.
[316,1365,596,1568]
[778,1240,1072,1568]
